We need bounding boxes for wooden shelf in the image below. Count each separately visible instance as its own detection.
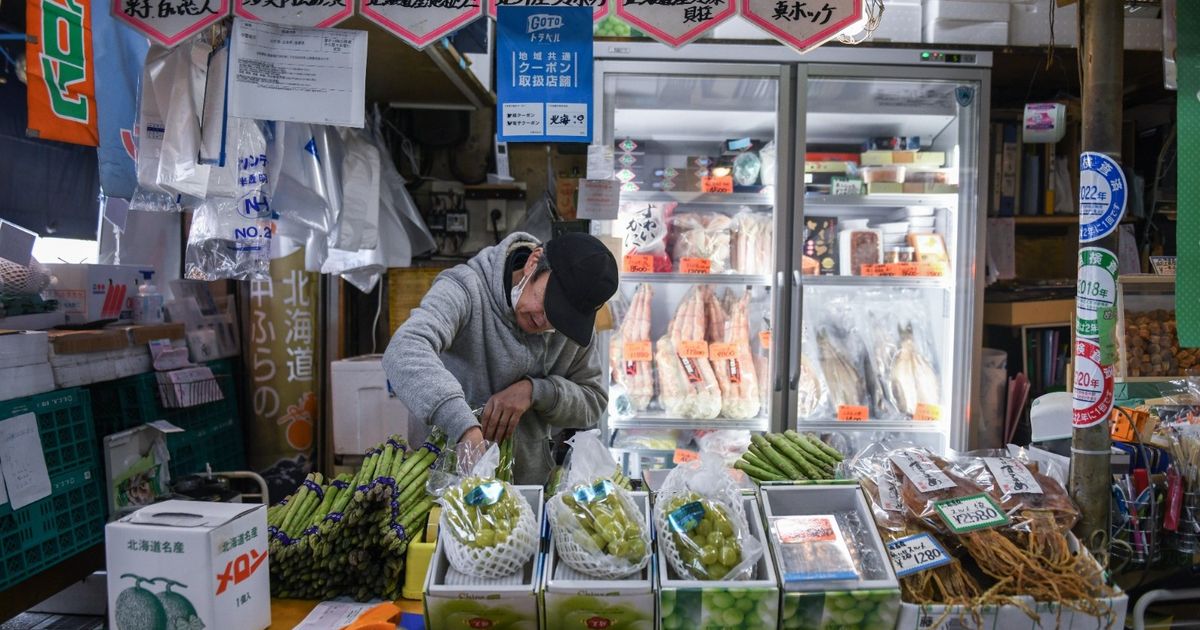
[984,299,1075,327]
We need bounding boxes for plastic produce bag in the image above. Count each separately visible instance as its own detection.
[653,453,762,580]
[547,433,650,579]
[655,287,721,419]
[184,120,272,280]
[157,37,212,199]
[370,108,435,259]
[332,128,381,252]
[758,141,777,187]
[620,202,674,272]
[269,122,336,238]
[693,430,752,465]
[608,284,656,416]
[671,212,732,273]
[428,441,539,579]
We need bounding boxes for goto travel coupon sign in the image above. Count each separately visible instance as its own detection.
[496,7,593,143]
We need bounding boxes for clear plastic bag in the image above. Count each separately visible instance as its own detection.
[157,38,211,199]
[731,210,773,275]
[956,453,1079,533]
[655,287,721,419]
[811,300,869,412]
[671,212,732,273]
[428,441,539,579]
[620,202,674,273]
[268,122,336,238]
[547,433,651,579]
[758,141,777,187]
[331,127,381,252]
[693,430,751,465]
[862,297,942,421]
[608,284,656,415]
[652,453,763,581]
[707,288,761,419]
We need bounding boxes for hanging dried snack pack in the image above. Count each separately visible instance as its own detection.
[427,440,539,579]
[653,453,763,581]
[547,433,651,579]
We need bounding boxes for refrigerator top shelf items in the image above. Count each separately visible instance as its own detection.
[621,190,774,206]
[622,272,773,286]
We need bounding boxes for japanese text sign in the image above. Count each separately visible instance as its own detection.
[27,0,99,146]
[616,0,733,47]
[740,0,861,53]
[113,0,230,47]
[488,0,607,21]
[235,0,352,28]
[358,0,482,50]
[496,7,593,143]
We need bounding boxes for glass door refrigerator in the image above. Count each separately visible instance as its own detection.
[593,60,795,473]
[791,59,990,457]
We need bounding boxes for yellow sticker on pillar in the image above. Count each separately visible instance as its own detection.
[246,249,318,500]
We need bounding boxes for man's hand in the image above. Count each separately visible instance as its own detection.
[482,379,534,442]
[458,426,484,449]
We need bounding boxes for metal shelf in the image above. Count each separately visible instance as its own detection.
[802,275,950,289]
[803,194,959,208]
[797,420,947,431]
[608,413,770,431]
[620,190,774,205]
[622,272,773,286]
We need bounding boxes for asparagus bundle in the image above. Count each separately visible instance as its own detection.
[267,433,444,601]
[734,431,844,483]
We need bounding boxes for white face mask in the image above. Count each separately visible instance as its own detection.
[510,272,532,311]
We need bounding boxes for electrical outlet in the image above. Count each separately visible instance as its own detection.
[486,199,507,231]
[445,211,469,233]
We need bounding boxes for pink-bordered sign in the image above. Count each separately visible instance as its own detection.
[113,0,231,47]
[234,0,353,28]
[615,0,734,48]
[358,0,484,50]
[487,0,608,22]
[740,0,861,53]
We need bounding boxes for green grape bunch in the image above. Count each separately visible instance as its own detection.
[441,476,524,548]
[661,492,744,581]
[558,479,649,565]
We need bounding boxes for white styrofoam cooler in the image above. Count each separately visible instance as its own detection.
[924,0,1011,47]
[331,354,411,455]
[925,0,1011,23]
[871,0,922,44]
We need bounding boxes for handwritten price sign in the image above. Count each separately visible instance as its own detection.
[680,257,711,274]
[836,405,869,421]
[623,254,653,273]
[934,493,1009,534]
[887,532,951,577]
[622,340,652,362]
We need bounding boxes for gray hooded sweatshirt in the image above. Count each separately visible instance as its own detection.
[382,232,607,485]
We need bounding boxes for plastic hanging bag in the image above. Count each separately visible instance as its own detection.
[655,287,721,419]
[371,108,435,258]
[157,37,211,199]
[428,441,539,579]
[652,453,763,581]
[183,120,273,280]
[671,212,732,273]
[546,433,651,579]
[331,128,381,252]
[269,122,336,237]
[956,453,1079,534]
[608,284,656,416]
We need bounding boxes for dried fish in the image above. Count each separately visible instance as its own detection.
[888,325,940,416]
[816,329,866,408]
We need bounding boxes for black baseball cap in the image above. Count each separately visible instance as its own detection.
[543,233,619,347]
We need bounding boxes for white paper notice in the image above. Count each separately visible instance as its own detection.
[294,601,380,630]
[228,18,367,128]
[501,102,544,137]
[577,179,621,220]
[0,413,52,510]
[586,144,615,180]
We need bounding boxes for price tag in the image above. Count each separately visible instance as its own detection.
[983,457,1043,496]
[680,257,712,274]
[677,340,709,359]
[860,264,887,277]
[623,254,653,273]
[898,264,922,277]
[759,330,772,349]
[708,342,738,361]
[836,405,869,421]
[913,403,941,421]
[623,340,653,362]
[887,533,952,577]
[889,450,956,493]
[700,176,734,193]
[673,449,699,465]
[933,493,1010,534]
[916,262,945,276]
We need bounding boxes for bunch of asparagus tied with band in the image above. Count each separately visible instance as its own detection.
[267,431,445,601]
[733,430,845,482]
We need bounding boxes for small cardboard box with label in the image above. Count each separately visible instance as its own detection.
[105,500,270,630]
[46,264,153,324]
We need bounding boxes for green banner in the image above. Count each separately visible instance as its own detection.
[1179,1,1200,346]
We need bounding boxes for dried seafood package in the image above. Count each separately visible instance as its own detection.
[608,284,656,414]
[705,288,760,419]
[655,287,721,419]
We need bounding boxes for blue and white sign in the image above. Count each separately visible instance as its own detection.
[886,532,952,577]
[496,7,593,143]
[1079,151,1127,242]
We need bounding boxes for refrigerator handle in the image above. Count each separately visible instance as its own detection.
[788,270,802,390]
[774,271,784,393]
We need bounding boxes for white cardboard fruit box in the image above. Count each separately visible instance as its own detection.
[424,486,545,630]
[542,491,655,630]
[105,500,270,630]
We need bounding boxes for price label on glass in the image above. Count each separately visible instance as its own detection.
[622,340,652,362]
[677,340,709,359]
[680,257,711,274]
[836,405,869,421]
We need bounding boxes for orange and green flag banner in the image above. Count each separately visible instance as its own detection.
[25,0,99,146]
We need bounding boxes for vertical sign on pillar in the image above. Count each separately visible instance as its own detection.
[488,0,608,22]
[615,0,734,47]
[26,0,99,146]
[1072,151,1126,429]
[358,0,483,50]
[247,248,319,502]
[112,0,230,47]
[496,7,593,143]
[235,0,353,28]
[740,0,862,53]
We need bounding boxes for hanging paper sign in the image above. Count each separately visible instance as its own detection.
[235,0,352,27]
[488,0,607,21]
[358,0,483,50]
[1072,338,1114,429]
[740,0,862,53]
[1078,151,1127,242]
[615,0,735,48]
[26,0,99,146]
[496,7,594,142]
[113,0,230,47]
[1075,247,1118,338]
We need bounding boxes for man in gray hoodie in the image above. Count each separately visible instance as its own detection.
[382,231,619,485]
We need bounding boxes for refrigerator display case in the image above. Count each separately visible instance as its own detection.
[593,45,990,466]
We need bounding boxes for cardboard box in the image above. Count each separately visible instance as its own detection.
[49,329,131,355]
[424,486,544,630]
[331,355,412,455]
[657,495,780,629]
[46,264,152,324]
[761,485,901,629]
[118,323,188,346]
[0,330,49,369]
[105,501,270,630]
[543,492,655,630]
